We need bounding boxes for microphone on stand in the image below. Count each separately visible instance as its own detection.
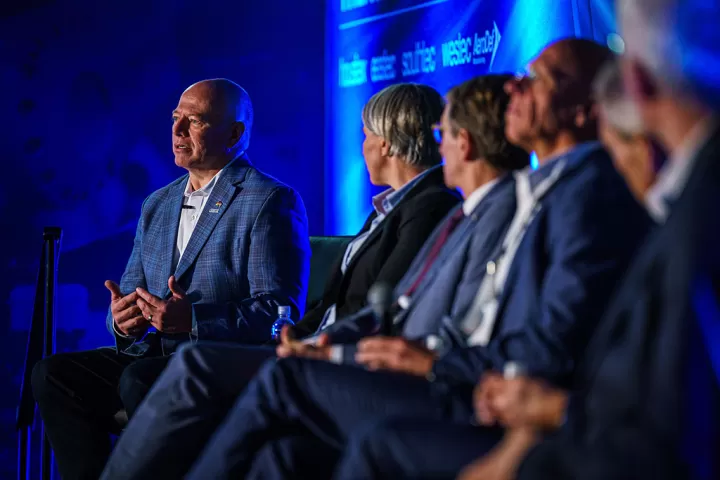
[368,282,394,336]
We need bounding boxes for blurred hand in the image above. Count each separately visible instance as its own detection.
[276,326,332,360]
[106,280,147,336]
[135,276,192,333]
[355,337,437,376]
[457,428,538,480]
[474,372,568,430]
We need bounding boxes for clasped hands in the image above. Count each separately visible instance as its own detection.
[473,372,568,430]
[276,327,437,376]
[106,276,192,336]
[456,374,569,480]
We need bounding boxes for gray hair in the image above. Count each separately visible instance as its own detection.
[618,0,720,107]
[361,83,444,167]
[593,59,644,135]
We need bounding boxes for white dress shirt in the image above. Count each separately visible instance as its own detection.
[174,168,225,267]
[460,142,601,346]
[462,178,500,216]
[645,115,716,223]
[113,159,235,338]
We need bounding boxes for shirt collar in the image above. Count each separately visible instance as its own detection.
[183,157,239,198]
[645,115,716,223]
[371,164,441,215]
[462,178,500,216]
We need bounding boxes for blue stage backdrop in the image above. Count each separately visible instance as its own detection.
[325,0,619,235]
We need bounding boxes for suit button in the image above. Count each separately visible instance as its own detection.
[397,295,411,310]
[486,260,496,275]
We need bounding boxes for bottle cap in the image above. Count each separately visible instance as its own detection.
[278,306,291,316]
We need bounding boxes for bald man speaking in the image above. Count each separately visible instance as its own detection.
[31,79,311,479]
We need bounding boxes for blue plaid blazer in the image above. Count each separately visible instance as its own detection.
[106,155,311,356]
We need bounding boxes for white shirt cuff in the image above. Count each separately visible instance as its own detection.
[329,345,344,364]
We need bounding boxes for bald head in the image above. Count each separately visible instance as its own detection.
[183,79,254,127]
[172,78,253,172]
[504,38,612,158]
[541,38,614,104]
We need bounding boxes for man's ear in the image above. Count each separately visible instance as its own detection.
[228,121,246,148]
[457,128,474,161]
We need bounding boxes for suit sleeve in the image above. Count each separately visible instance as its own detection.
[191,186,311,343]
[107,199,150,351]
[432,171,651,386]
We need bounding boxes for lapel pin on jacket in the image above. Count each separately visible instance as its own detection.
[209,200,223,214]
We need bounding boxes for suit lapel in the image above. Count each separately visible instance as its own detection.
[344,167,451,274]
[172,159,251,289]
[158,180,186,290]
[442,179,507,256]
[409,178,509,298]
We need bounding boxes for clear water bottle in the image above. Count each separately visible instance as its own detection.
[271,306,294,340]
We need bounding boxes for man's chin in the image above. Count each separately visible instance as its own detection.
[174,155,197,169]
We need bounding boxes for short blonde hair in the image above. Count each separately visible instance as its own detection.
[362,83,444,167]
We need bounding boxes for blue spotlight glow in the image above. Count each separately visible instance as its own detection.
[325,0,612,234]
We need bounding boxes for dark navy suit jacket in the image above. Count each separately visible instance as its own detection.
[432,143,653,388]
[518,129,720,480]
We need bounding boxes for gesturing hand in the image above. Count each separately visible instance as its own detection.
[276,326,332,360]
[355,337,437,376]
[135,276,192,334]
[105,280,148,336]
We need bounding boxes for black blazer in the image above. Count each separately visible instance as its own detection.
[296,167,461,335]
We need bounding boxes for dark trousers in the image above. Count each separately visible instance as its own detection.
[31,347,171,480]
[102,343,277,480]
[184,356,476,479]
[334,418,502,479]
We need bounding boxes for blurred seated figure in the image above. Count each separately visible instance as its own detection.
[594,57,666,212]
[129,38,653,480]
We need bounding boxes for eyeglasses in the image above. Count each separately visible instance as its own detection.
[509,66,538,91]
[515,65,538,81]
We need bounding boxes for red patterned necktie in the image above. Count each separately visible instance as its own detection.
[404,208,466,297]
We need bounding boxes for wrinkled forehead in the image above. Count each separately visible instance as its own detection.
[176,84,227,118]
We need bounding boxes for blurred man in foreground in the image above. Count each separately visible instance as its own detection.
[594,58,665,212]
[486,2,720,477]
